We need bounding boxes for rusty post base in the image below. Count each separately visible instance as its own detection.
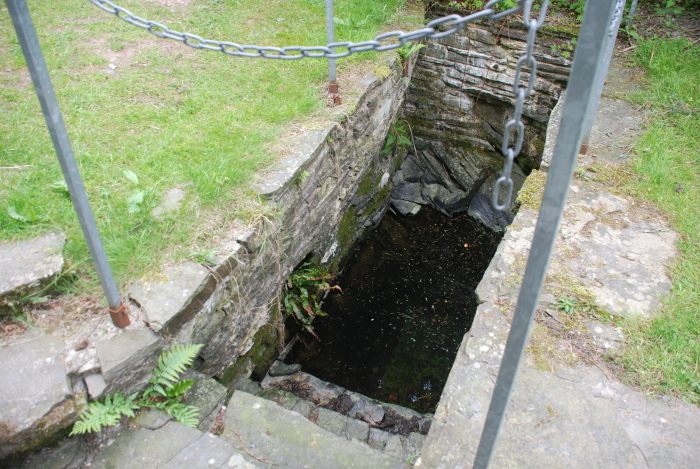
[580,142,589,155]
[109,303,131,328]
[328,82,339,94]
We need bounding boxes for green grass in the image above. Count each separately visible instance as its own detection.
[618,37,700,404]
[0,0,420,293]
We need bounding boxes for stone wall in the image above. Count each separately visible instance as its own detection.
[92,54,418,396]
[391,14,573,231]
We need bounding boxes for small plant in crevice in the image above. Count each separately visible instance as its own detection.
[380,120,413,157]
[283,263,340,340]
[398,40,426,63]
[550,37,577,59]
[70,343,203,435]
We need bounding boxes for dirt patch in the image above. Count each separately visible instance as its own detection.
[528,307,622,381]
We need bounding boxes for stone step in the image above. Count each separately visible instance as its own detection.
[221,390,410,468]
[234,370,430,463]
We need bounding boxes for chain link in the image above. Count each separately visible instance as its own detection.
[88,0,549,212]
[88,0,524,59]
[493,0,550,211]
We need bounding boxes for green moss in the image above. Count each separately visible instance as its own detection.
[220,312,281,386]
[334,205,358,267]
[373,63,392,81]
[356,163,377,197]
[516,170,547,209]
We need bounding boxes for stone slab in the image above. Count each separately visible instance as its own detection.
[0,232,65,304]
[90,421,202,468]
[182,371,227,431]
[0,332,84,461]
[223,391,409,469]
[127,261,211,335]
[95,328,162,396]
[251,126,335,197]
[167,432,241,469]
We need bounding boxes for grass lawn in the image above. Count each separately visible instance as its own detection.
[618,37,700,404]
[0,0,423,294]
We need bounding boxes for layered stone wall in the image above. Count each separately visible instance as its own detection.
[391,14,573,230]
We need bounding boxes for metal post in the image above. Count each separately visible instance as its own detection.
[471,0,617,467]
[580,0,625,154]
[6,0,130,328]
[325,0,338,94]
[626,0,639,28]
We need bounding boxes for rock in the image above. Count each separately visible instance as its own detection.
[127,261,212,335]
[314,407,347,438]
[84,373,107,399]
[0,232,65,307]
[133,408,172,430]
[182,372,227,431]
[17,438,80,469]
[586,321,624,352]
[398,157,423,183]
[95,328,162,396]
[467,192,514,232]
[368,428,390,451]
[390,199,422,216]
[349,398,386,426]
[417,415,433,435]
[0,332,86,462]
[345,418,370,442]
[151,185,188,218]
[268,362,301,377]
[262,372,345,406]
[232,376,262,396]
[434,190,470,216]
[390,182,424,204]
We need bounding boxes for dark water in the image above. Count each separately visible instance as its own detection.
[285,208,502,413]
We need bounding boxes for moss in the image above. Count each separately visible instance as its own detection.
[356,163,377,197]
[516,170,547,209]
[373,63,392,81]
[220,312,282,386]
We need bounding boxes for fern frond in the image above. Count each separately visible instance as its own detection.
[149,344,203,390]
[70,392,139,435]
[166,379,194,398]
[165,402,200,428]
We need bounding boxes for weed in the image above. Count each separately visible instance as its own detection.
[380,120,412,157]
[70,343,203,434]
[397,41,426,63]
[283,263,339,339]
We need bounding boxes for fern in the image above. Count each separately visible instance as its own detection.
[71,344,204,435]
[163,401,200,427]
[143,344,203,400]
[70,392,139,435]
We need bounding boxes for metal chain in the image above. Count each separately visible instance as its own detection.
[492,0,550,211]
[88,0,549,212]
[88,0,524,59]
